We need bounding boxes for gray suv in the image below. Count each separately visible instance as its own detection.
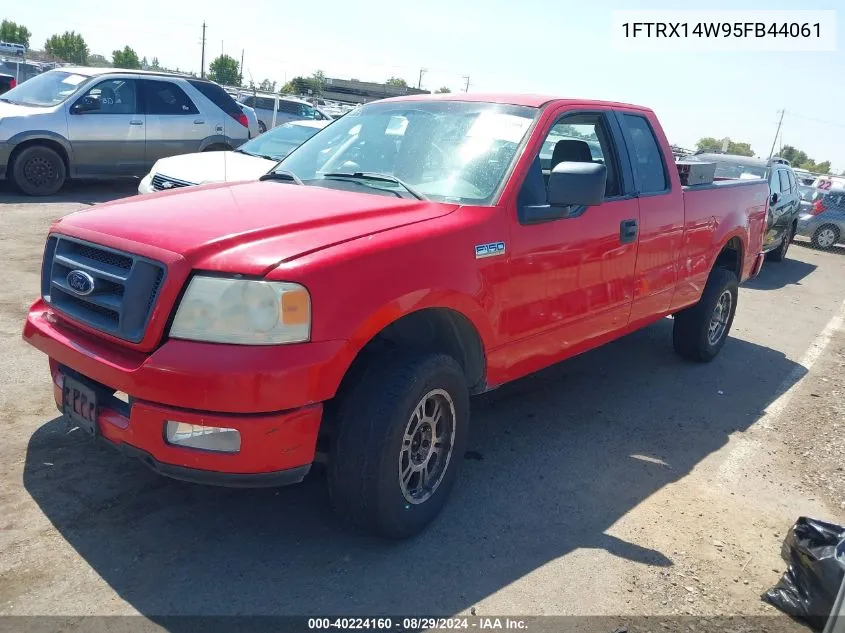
[0,68,249,195]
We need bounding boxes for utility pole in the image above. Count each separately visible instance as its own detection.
[462,75,470,92]
[240,49,244,86]
[768,109,785,159]
[200,21,207,79]
[417,67,427,90]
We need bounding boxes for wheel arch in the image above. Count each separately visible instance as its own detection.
[711,234,745,279]
[5,133,71,179]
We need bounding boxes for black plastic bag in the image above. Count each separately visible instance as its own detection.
[763,516,845,630]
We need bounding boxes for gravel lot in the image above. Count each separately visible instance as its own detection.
[1,181,844,630]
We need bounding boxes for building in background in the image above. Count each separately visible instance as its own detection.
[321,77,428,104]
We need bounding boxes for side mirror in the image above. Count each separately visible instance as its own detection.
[72,96,100,113]
[770,192,779,205]
[520,162,607,225]
[549,161,607,207]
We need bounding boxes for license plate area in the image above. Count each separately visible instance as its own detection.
[63,376,99,437]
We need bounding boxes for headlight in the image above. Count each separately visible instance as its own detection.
[170,276,310,345]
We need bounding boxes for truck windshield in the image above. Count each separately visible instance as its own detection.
[0,70,90,107]
[271,100,538,204]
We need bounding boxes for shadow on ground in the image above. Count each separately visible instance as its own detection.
[0,180,137,205]
[793,237,845,258]
[743,255,817,291]
[24,308,805,623]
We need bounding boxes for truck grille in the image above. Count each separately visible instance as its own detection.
[151,173,195,191]
[41,236,166,343]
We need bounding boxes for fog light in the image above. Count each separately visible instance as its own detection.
[165,421,241,453]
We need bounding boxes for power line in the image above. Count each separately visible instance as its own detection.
[784,111,845,129]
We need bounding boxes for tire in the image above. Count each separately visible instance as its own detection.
[11,145,67,196]
[766,222,794,262]
[327,353,470,539]
[811,224,840,250]
[258,120,267,134]
[673,267,739,363]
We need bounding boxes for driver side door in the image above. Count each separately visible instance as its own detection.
[66,76,145,176]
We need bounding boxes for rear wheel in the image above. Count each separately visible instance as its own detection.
[327,353,469,539]
[673,268,739,362]
[766,222,794,262]
[811,225,840,250]
[11,145,66,196]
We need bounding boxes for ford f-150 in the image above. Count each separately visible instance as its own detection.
[23,94,769,538]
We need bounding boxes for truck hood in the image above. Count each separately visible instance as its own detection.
[55,180,459,275]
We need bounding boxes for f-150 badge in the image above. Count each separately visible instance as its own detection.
[475,242,506,259]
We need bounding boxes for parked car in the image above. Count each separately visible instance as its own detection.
[23,95,768,538]
[797,188,845,249]
[0,41,26,57]
[138,119,329,194]
[689,153,801,261]
[236,92,332,133]
[0,72,15,95]
[0,68,250,195]
[238,102,260,138]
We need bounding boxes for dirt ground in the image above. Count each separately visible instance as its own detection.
[1,181,844,631]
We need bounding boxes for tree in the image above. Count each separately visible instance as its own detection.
[112,46,141,69]
[435,86,451,93]
[385,76,407,87]
[695,137,754,157]
[88,53,111,67]
[150,57,161,70]
[780,145,832,173]
[44,31,89,64]
[258,79,276,92]
[0,19,31,48]
[208,54,240,86]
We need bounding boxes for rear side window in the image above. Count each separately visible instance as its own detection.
[144,80,198,115]
[278,100,302,115]
[255,97,275,110]
[187,79,241,117]
[787,170,796,193]
[622,114,668,194]
[778,170,790,194]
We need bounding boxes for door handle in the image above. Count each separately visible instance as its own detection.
[129,120,143,126]
[194,119,205,124]
[620,219,638,244]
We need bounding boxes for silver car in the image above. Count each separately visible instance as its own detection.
[236,92,332,133]
[0,67,250,195]
[797,189,845,249]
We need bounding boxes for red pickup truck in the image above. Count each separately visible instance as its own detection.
[23,94,768,538]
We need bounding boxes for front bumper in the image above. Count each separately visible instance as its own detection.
[137,173,154,194]
[796,213,816,238]
[24,300,349,484]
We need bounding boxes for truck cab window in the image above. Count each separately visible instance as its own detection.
[622,114,668,194]
[521,113,620,206]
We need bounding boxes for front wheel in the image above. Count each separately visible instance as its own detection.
[327,353,470,539]
[257,120,267,134]
[673,268,739,362]
[766,223,794,262]
[11,145,67,196]
[811,225,840,250]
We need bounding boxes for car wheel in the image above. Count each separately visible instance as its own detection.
[258,121,267,134]
[327,353,470,539]
[11,145,67,196]
[766,222,794,262]
[811,225,840,250]
[673,267,739,363]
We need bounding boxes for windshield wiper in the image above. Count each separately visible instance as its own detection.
[322,172,426,200]
[237,148,281,162]
[259,170,303,185]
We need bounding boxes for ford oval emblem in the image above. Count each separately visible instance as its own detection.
[67,270,95,296]
[161,181,174,189]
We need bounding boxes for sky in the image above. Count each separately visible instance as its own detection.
[6,0,845,171]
